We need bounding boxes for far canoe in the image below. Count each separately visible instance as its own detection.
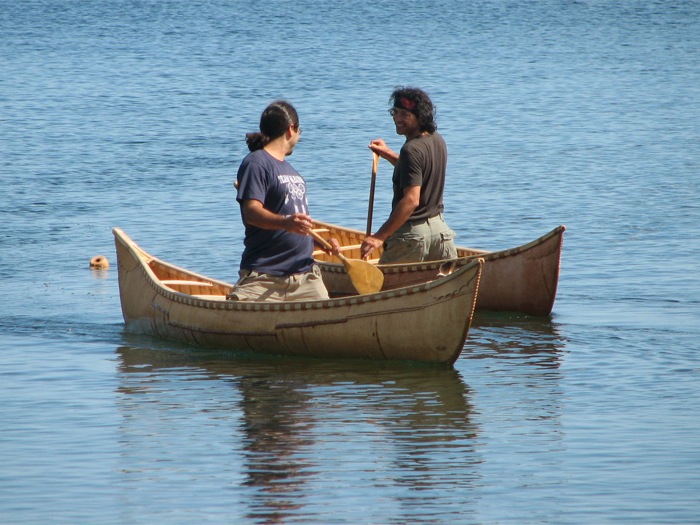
[312,221,565,316]
[113,228,484,365]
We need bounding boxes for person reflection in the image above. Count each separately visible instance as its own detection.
[115,347,316,524]
[238,373,315,523]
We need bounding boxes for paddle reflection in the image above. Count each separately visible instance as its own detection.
[115,345,480,523]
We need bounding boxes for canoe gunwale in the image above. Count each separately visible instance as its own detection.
[113,226,483,313]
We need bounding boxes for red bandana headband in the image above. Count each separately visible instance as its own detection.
[395,96,417,112]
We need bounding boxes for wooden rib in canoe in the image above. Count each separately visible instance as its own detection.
[113,228,483,365]
[312,221,565,316]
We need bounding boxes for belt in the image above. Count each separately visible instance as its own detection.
[407,214,441,225]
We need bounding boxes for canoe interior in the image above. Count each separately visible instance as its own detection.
[127,241,232,299]
[149,260,231,299]
[311,221,489,262]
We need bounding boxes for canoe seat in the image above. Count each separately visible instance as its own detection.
[192,295,227,301]
[161,280,214,287]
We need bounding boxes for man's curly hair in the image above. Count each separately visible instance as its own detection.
[390,87,437,134]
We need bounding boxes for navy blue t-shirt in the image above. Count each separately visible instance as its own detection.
[236,149,314,276]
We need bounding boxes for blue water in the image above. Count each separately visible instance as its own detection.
[2,1,699,523]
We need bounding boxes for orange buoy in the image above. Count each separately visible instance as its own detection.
[90,255,109,269]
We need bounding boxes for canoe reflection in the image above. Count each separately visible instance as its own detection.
[465,312,567,369]
[115,346,481,523]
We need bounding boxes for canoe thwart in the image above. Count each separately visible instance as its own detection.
[161,280,214,287]
[312,243,362,255]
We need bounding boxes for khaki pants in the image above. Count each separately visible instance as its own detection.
[379,214,457,264]
[226,264,329,302]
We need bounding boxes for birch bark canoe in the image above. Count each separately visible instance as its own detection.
[114,228,483,365]
[312,221,565,316]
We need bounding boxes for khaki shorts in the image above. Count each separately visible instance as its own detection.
[379,214,457,264]
[226,264,329,302]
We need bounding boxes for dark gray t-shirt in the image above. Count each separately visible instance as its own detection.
[392,132,447,221]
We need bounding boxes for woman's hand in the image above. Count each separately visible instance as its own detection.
[326,237,341,256]
[283,213,314,235]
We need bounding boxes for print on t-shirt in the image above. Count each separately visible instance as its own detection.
[279,174,308,215]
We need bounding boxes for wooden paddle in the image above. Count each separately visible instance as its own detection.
[366,152,380,236]
[309,230,384,295]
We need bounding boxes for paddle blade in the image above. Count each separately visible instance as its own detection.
[344,258,384,295]
[310,230,383,294]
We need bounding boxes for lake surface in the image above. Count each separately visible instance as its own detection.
[1,1,699,523]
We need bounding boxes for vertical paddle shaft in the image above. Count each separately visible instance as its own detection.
[366,153,379,237]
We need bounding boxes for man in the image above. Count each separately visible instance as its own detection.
[227,100,338,302]
[361,87,457,263]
